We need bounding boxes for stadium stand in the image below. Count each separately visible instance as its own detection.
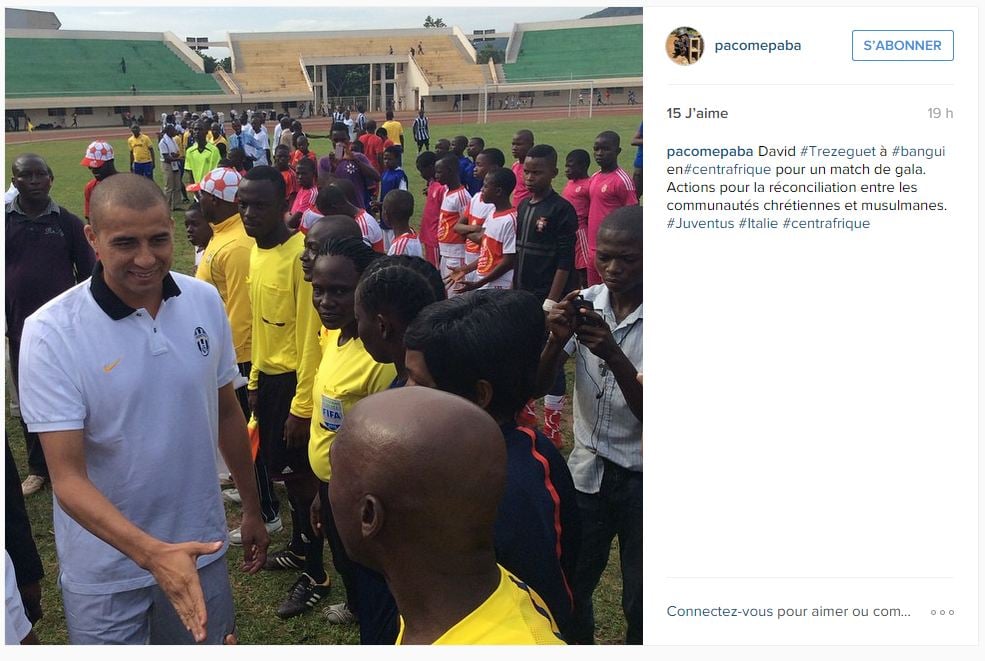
[229,32,486,94]
[503,23,643,82]
[5,37,222,97]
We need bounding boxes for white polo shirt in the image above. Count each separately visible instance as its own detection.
[18,265,239,595]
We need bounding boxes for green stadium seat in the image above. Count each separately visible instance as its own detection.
[5,38,222,97]
[502,24,643,82]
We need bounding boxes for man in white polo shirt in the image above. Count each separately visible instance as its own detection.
[17,174,269,644]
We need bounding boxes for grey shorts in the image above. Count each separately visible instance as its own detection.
[61,555,235,645]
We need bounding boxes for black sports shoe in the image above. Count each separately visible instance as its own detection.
[264,547,306,571]
[276,573,331,619]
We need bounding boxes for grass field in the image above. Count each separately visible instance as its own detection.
[5,113,641,644]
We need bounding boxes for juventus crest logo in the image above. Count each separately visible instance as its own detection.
[194,326,210,356]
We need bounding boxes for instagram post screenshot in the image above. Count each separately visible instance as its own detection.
[649,2,981,658]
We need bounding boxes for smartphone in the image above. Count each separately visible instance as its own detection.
[334,143,344,159]
[571,296,602,326]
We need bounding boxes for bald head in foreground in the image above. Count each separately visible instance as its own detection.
[328,387,564,645]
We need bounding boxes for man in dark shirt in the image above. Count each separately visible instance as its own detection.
[514,144,578,302]
[514,144,578,448]
[5,153,96,495]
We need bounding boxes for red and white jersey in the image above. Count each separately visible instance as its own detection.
[476,207,517,289]
[354,209,386,253]
[436,185,471,258]
[587,168,637,251]
[464,192,495,256]
[387,230,423,258]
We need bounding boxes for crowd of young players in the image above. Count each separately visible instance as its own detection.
[6,109,643,645]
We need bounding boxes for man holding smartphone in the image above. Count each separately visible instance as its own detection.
[320,123,380,213]
[536,206,643,645]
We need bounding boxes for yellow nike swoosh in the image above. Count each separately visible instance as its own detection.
[103,358,122,373]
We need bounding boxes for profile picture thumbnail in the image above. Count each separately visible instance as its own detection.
[667,27,704,65]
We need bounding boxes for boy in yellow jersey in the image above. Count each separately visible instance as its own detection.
[328,387,565,645]
[238,166,324,618]
[305,238,395,626]
[190,167,282,540]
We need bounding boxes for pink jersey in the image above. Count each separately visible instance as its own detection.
[354,209,385,253]
[511,160,530,207]
[587,168,637,251]
[419,179,443,248]
[477,208,517,289]
[388,230,423,258]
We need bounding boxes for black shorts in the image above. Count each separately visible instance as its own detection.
[256,371,312,479]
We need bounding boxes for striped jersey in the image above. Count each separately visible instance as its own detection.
[412,115,429,142]
[388,230,423,258]
[354,209,386,253]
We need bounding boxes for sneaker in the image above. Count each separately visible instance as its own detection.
[228,517,283,545]
[324,601,357,625]
[276,573,331,619]
[221,488,241,504]
[264,547,306,571]
[517,400,538,428]
[544,408,563,450]
[21,474,46,496]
